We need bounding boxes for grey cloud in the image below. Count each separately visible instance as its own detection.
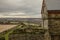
[0,0,43,18]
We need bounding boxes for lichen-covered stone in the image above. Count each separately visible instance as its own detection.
[48,14,60,35]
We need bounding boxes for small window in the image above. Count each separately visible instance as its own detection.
[0,0,44,29]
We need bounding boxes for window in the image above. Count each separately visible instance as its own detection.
[0,0,43,18]
[0,0,44,28]
[0,0,49,40]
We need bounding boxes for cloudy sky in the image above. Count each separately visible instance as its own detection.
[0,0,43,18]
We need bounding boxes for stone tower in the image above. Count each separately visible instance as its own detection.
[42,0,51,40]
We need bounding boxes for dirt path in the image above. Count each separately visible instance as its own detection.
[0,24,17,33]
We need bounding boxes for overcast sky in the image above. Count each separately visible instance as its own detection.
[0,0,43,18]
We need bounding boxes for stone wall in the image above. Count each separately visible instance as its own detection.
[48,13,60,40]
[9,29,44,40]
[48,13,60,35]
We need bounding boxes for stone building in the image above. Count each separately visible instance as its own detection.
[48,11,60,40]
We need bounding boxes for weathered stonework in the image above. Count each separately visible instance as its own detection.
[48,14,60,18]
[48,14,60,35]
[42,0,51,40]
[9,29,44,40]
[48,13,60,40]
